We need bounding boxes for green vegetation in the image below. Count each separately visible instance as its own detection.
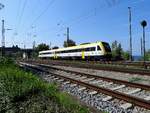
[63,39,76,47]
[141,49,150,61]
[52,46,59,49]
[128,77,148,83]
[0,58,89,113]
[129,77,142,82]
[36,43,49,52]
[111,40,130,60]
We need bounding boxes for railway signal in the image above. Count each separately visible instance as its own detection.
[141,20,147,68]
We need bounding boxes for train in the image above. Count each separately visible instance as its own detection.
[38,41,112,60]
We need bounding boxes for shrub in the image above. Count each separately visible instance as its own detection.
[0,58,89,113]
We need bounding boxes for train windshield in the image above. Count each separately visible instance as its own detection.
[102,42,111,52]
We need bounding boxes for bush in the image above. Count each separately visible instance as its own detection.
[0,58,89,113]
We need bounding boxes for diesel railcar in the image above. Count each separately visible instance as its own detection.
[38,41,111,60]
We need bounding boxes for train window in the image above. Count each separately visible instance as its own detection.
[76,49,81,52]
[76,49,80,52]
[90,47,95,51]
[85,48,90,51]
[72,49,77,52]
[97,46,101,51]
[102,42,111,52]
[75,49,78,52]
[41,52,52,55]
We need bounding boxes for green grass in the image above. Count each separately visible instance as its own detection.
[128,77,143,83]
[0,58,89,113]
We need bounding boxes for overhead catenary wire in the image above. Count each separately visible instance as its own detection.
[34,0,120,38]
[15,0,22,30]
[57,0,120,33]
[30,0,56,27]
[23,0,56,36]
[17,0,28,30]
[11,0,27,46]
[12,0,22,43]
[25,0,120,39]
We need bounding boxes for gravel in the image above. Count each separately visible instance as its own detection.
[132,90,150,99]
[40,71,150,113]
[61,82,132,113]
[52,65,150,85]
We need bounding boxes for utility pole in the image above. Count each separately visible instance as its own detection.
[49,42,51,49]
[67,27,69,47]
[128,7,132,61]
[1,19,12,56]
[1,19,5,56]
[33,40,36,50]
[0,4,4,56]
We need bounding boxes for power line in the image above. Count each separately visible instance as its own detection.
[17,0,28,30]
[16,0,22,26]
[11,0,27,47]
[24,0,56,36]
[58,0,121,33]
[58,8,97,33]
[12,0,22,39]
[30,0,55,26]
[26,0,120,38]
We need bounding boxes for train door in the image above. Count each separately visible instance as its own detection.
[82,51,85,59]
[53,52,56,59]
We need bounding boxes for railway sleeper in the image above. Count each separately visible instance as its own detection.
[120,103,132,110]
[126,88,141,95]
[102,96,112,101]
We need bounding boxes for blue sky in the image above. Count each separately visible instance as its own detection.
[0,0,150,55]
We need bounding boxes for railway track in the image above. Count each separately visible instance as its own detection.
[19,62,150,113]
[24,59,150,76]
[26,59,150,67]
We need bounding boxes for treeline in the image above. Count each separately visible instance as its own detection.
[111,40,150,61]
[35,39,76,52]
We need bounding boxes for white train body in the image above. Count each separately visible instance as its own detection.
[38,41,111,60]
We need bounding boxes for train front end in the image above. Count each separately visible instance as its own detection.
[100,42,112,60]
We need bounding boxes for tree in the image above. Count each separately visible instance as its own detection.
[144,49,150,61]
[36,43,49,52]
[116,43,122,58]
[63,39,76,47]
[52,46,59,49]
[111,40,123,60]
[122,51,130,60]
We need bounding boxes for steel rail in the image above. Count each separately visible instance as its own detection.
[32,60,150,76]
[20,62,150,110]
[38,63,150,91]
[26,59,150,67]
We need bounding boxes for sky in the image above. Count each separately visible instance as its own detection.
[0,0,150,55]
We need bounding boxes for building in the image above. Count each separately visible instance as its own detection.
[0,46,33,59]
